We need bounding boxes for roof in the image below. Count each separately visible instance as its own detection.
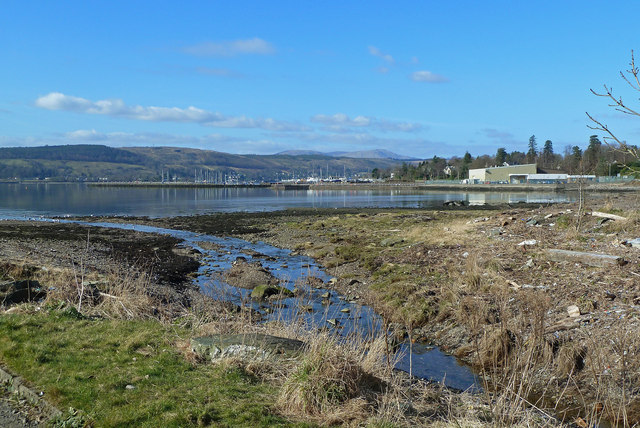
[526,174,567,180]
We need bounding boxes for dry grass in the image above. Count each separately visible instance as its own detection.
[403,215,475,246]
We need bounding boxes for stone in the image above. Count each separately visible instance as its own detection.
[443,200,466,207]
[190,334,305,362]
[381,237,404,247]
[224,259,279,289]
[526,218,539,226]
[488,228,503,237]
[305,276,325,287]
[250,284,294,300]
[567,305,581,318]
[320,292,330,299]
[172,246,201,258]
[340,308,350,313]
[518,239,538,246]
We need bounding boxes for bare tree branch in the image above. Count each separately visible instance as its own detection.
[586,51,640,175]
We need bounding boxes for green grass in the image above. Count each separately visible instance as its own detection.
[0,309,309,427]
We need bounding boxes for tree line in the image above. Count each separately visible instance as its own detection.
[376,134,639,181]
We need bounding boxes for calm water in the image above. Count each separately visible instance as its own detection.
[0,182,573,217]
[0,182,573,390]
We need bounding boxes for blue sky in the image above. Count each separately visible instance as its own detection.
[1,1,639,158]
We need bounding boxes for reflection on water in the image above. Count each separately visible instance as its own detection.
[0,183,575,218]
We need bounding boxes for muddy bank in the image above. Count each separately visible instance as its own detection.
[108,198,640,424]
[0,220,201,306]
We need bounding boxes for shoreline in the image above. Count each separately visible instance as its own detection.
[3,179,638,193]
[2,197,640,425]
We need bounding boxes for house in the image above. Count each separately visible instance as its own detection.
[468,164,537,183]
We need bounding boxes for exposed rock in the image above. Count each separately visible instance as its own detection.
[381,237,404,247]
[489,228,503,237]
[304,276,325,288]
[190,333,305,362]
[567,305,581,318]
[250,284,294,300]
[240,248,264,257]
[172,246,201,259]
[223,259,278,289]
[518,239,538,246]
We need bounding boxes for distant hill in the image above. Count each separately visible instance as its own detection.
[0,144,405,182]
[277,149,416,160]
[0,144,145,164]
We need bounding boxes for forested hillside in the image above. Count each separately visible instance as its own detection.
[0,145,403,182]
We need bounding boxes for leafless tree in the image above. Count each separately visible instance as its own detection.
[586,50,640,174]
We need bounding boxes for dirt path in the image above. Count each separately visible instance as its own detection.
[0,391,43,428]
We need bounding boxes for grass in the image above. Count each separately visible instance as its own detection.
[0,308,306,427]
[253,203,640,425]
[6,202,640,426]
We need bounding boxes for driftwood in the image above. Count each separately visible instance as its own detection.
[545,318,580,334]
[546,249,624,267]
[591,211,628,221]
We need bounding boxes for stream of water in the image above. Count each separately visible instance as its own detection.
[2,215,480,391]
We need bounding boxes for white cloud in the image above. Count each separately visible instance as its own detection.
[410,70,449,83]
[65,129,107,141]
[368,46,394,64]
[310,113,423,133]
[35,92,308,131]
[183,38,276,56]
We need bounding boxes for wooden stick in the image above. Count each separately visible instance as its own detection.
[591,211,628,221]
